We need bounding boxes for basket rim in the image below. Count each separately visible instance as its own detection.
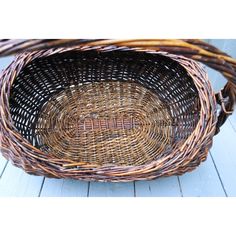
[0,45,217,179]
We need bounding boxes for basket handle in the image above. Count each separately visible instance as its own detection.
[1,39,236,134]
[182,40,236,134]
[0,39,91,56]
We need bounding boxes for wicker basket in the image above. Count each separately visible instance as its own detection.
[0,39,235,182]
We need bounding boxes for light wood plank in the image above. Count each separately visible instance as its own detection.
[206,39,236,93]
[210,119,236,196]
[206,66,226,92]
[206,39,226,92]
[0,153,7,176]
[179,155,226,197]
[0,56,13,175]
[206,39,236,90]
[0,56,14,71]
[0,162,44,197]
[135,176,181,197]
[89,182,134,197]
[220,39,236,58]
[208,39,226,50]
[229,112,236,132]
[40,178,89,197]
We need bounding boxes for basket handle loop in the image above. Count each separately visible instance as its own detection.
[216,89,234,115]
[215,83,236,134]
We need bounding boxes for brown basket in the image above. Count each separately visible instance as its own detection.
[0,39,235,182]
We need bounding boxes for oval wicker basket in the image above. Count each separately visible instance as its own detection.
[0,39,235,182]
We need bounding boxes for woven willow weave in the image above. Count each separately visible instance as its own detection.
[36,81,174,167]
[0,39,235,181]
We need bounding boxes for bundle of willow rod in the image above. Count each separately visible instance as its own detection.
[0,39,235,181]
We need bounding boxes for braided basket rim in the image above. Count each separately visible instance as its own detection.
[0,45,217,181]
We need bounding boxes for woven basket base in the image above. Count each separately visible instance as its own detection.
[35,81,173,166]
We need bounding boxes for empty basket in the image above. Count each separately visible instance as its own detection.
[0,39,235,181]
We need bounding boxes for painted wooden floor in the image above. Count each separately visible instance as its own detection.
[0,39,236,197]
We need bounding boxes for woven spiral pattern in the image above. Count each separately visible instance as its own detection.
[36,81,173,166]
[0,46,217,181]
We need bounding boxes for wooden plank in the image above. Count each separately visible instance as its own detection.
[210,119,236,196]
[135,176,182,197]
[179,154,226,197]
[40,178,89,197]
[0,162,44,197]
[206,39,236,93]
[0,153,7,176]
[220,39,236,58]
[206,39,226,92]
[0,56,14,71]
[205,66,226,92]
[229,112,236,132]
[208,39,225,50]
[89,182,134,197]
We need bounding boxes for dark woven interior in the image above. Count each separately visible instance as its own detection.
[9,50,200,166]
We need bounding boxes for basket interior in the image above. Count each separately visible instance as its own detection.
[9,49,200,167]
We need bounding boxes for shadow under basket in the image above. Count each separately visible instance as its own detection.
[0,47,217,181]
